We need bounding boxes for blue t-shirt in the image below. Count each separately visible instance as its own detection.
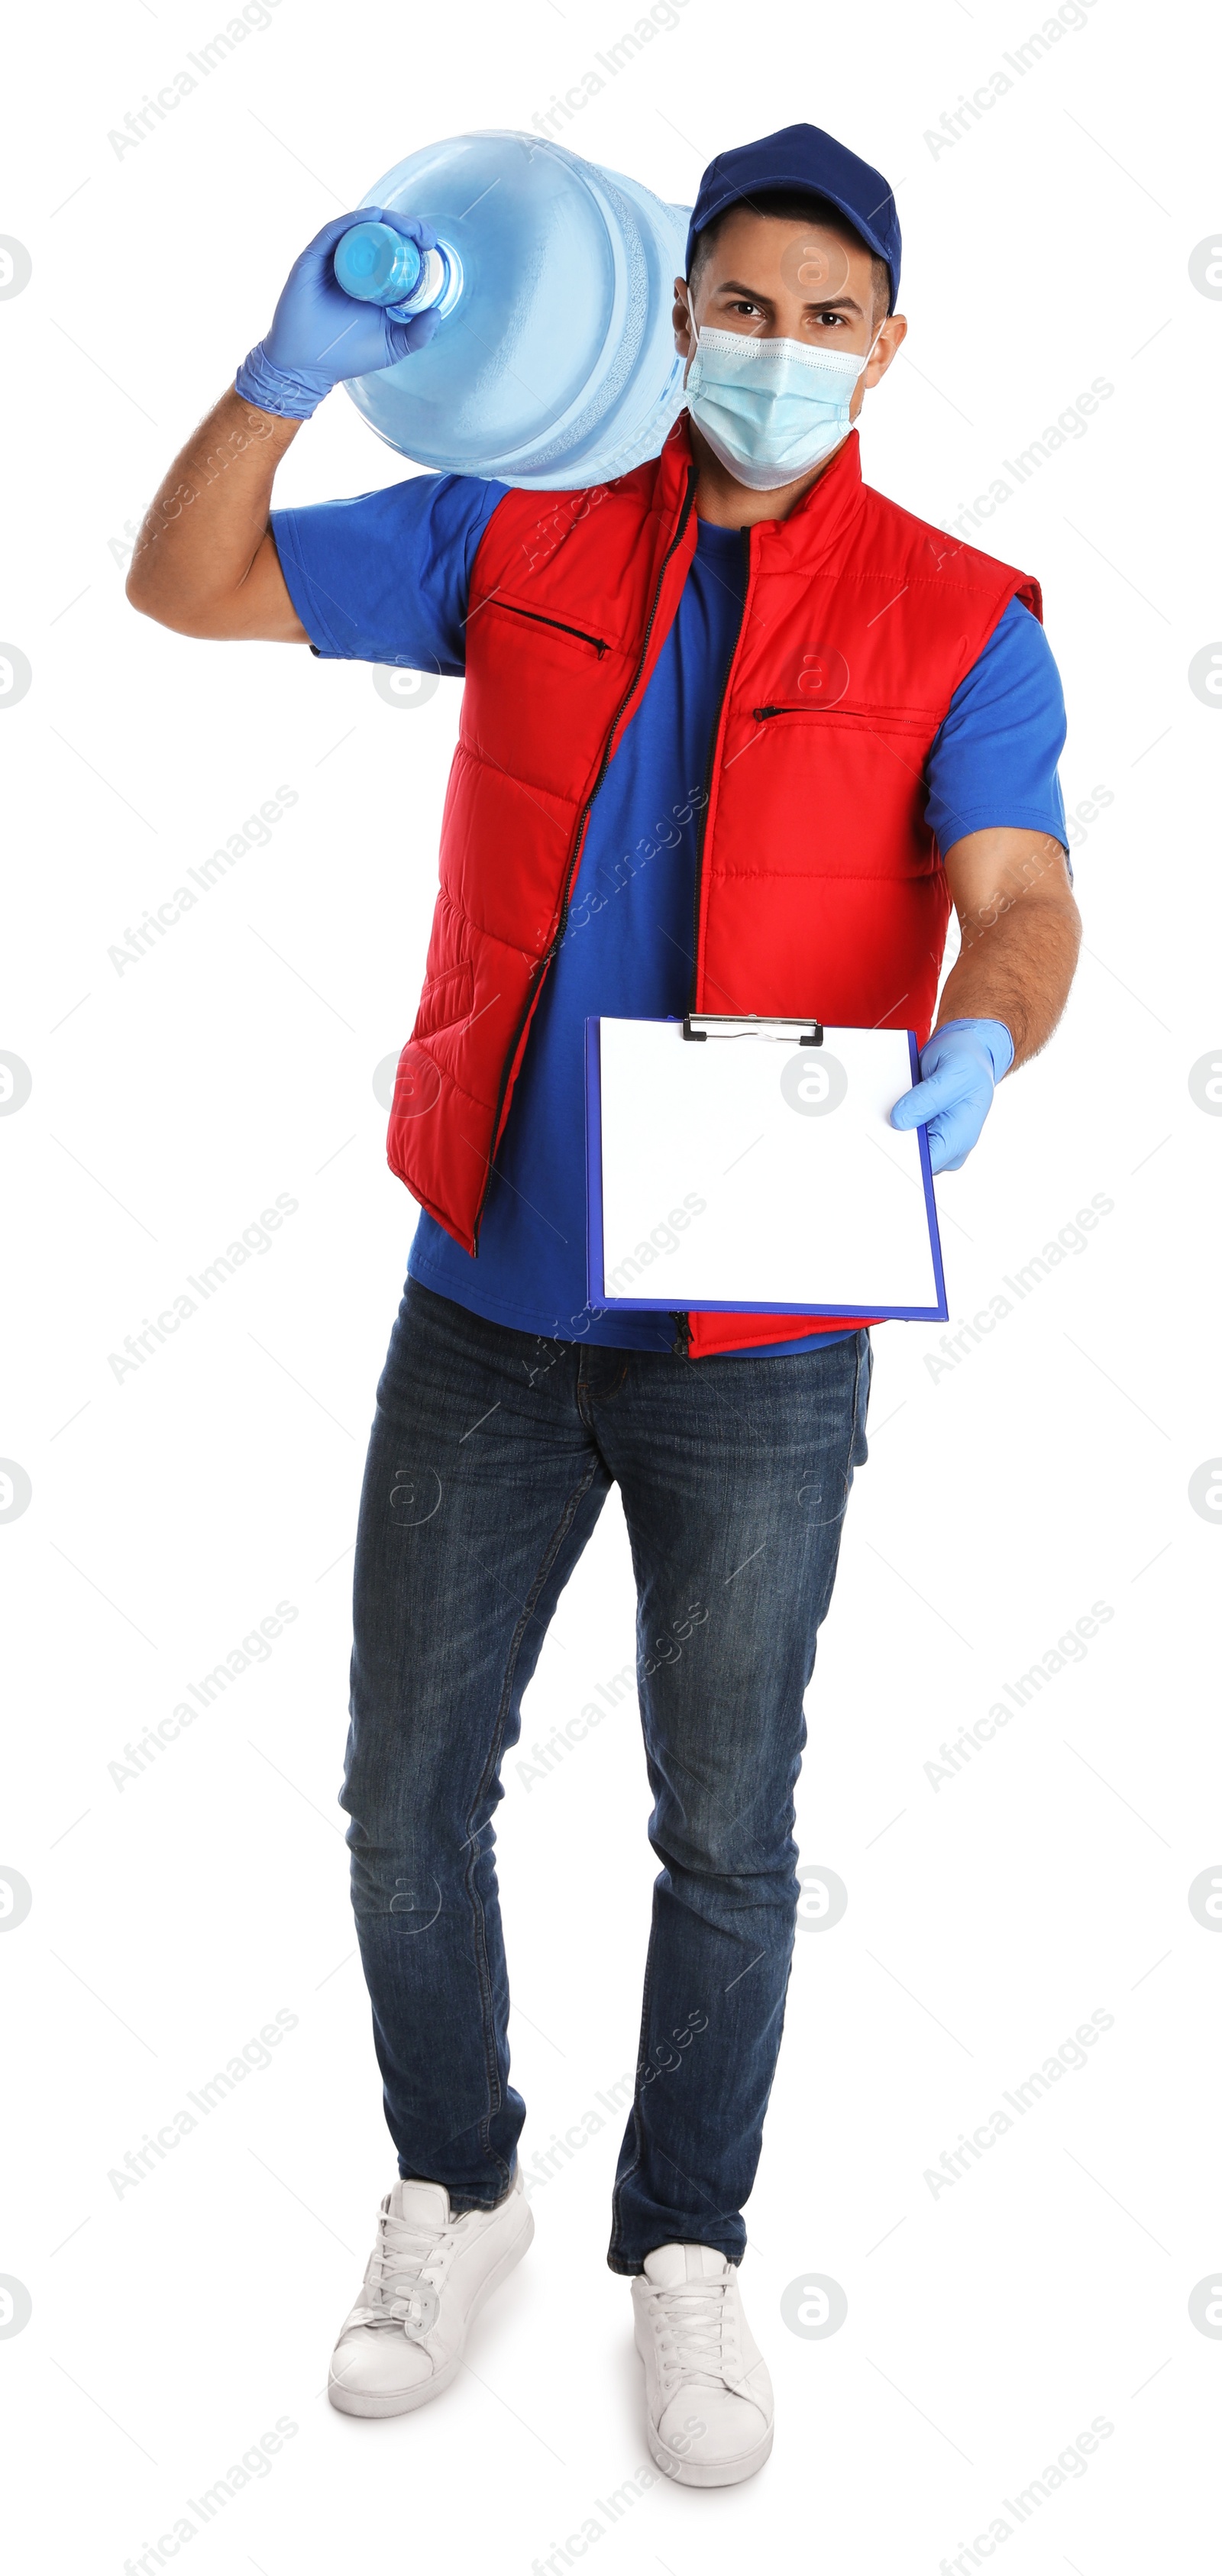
[273,474,1067,1355]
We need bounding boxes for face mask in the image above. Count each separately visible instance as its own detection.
[684,323,883,492]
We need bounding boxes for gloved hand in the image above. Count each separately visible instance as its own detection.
[889,1017,1013,1173]
[234,210,441,420]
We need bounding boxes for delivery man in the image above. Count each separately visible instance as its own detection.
[127,123,1079,2487]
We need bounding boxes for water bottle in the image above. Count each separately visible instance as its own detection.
[331,130,691,490]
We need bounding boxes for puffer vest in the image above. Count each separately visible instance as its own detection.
[388,417,1040,1356]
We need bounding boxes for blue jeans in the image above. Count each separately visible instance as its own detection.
[341,1278,871,2273]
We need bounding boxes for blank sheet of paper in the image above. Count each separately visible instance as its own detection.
[587,1019,947,1320]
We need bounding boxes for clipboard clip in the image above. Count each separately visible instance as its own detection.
[682,1013,824,1047]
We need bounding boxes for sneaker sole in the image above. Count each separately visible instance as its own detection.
[643,2412,774,2488]
[327,2203,534,2419]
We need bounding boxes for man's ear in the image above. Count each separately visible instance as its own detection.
[849,312,906,422]
[865,311,907,387]
[673,277,695,362]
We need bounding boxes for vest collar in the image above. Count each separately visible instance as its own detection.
[651,413,867,570]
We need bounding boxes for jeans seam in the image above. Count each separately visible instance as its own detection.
[856,1327,871,1436]
[460,1453,606,2190]
[577,1354,629,1424]
[606,1926,657,2264]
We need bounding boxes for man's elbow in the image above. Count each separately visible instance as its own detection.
[124,570,232,638]
[124,559,183,629]
[124,567,168,625]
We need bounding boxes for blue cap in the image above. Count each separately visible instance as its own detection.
[685,122,900,312]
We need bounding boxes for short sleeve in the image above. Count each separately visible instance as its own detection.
[270,470,509,676]
[925,596,1068,856]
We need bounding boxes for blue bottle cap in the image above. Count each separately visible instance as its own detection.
[334,222,422,305]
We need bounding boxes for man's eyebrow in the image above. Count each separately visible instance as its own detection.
[714,278,865,313]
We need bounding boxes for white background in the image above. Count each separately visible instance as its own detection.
[2,2,1220,2568]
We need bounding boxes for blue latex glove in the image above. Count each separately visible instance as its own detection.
[234,209,440,419]
[890,1017,1014,1173]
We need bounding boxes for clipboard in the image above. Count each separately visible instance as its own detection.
[585,1015,949,1321]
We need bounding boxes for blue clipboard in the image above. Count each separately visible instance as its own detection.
[585,1017,949,1322]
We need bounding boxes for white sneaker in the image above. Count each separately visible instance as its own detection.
[328,2168,532,2418]
[632,2243,774,2487]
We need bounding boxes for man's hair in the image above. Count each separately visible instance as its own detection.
[687,186,891,318]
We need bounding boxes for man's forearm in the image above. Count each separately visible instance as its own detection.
[937,891,1081,1068]
[125,389,302,636]
[936,829,1081,1070]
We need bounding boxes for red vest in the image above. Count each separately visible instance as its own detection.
[388,418,1040,1357]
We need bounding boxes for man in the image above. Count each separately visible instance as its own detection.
[128,122,1078,2487]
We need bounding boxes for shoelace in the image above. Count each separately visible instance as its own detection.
[645,2277,735,2390]
[350,2203,458,2334]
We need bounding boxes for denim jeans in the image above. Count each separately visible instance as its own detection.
[341,1278,871,2274]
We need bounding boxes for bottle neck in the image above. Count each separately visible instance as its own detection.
[390,244,448,315]
[335,221,463,322]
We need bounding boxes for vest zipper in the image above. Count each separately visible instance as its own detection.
[671,522,752,1362]
[554,465,700,949]
[489,601,609,658]
[473,462,700,1249]
[687,525,752,1013]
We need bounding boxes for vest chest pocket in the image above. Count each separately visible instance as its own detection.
[462,599,629,803]
[480,600,611,658]
[751,702,934,732]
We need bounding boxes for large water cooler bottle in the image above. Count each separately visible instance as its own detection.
[331,131,691,489]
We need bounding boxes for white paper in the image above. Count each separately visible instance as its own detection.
[595,1019,944,1314]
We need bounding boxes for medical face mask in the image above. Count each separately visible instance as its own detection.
[684,322,883,492]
